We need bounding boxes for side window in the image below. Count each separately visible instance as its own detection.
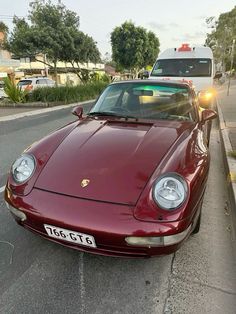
[36,80,40,84]
[38,79,47,84]
[46,79,54,85]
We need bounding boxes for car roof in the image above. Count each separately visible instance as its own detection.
[110,79,193,90]
[20,77,50,80]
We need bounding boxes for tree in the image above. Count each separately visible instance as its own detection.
[7,17,42,58]
[29,0,80,79]
[205,6,236,71]
[144,31,160,67]
[111,21,160,76]
[7,0,80,82]
[0,21,8,34]
[7,0,101,83]
[60,30,101,83]
[0,21,9,50]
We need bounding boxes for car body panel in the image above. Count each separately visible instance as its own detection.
[5,79,216,257]
[5,187,199,257]
[34,118,195,205]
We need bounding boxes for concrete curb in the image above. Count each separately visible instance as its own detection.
[217,99,236,237]
[0,102,51,108]
[0,99,95,122]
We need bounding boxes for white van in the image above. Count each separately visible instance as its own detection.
[149,44,215,101]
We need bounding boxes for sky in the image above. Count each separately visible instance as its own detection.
[0,0,235,58]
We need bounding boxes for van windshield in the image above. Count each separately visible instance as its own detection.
[151,58,212,77]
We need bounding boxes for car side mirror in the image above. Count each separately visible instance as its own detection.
[201,109,217,123]
[214,72,222,79]
[72,106,83,119]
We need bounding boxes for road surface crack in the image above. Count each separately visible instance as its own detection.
[162,253,176,314]
[172,274,236,296]
[0,241,14,264]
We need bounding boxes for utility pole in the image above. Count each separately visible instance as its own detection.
[227,39,235,96]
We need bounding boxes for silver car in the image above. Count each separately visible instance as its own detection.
[18,77,56,92]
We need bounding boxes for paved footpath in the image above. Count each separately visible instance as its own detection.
[217,80,236,150]
[217,80,236,233]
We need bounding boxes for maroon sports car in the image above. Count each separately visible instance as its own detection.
[5,80,217,257]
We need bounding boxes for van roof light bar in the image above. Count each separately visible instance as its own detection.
[178,44,191,52]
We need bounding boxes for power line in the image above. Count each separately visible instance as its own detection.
[0,15,27,20]
[0,15,26,17]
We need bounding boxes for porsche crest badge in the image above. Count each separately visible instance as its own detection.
[81,179,90,188]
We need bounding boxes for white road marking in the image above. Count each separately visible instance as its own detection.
[0,186,5,193]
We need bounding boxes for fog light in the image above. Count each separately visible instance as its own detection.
[5,202,27,221]
[125,225,191,247]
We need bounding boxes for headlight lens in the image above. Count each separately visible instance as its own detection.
[11,154,35,183]
[153,174,188,210]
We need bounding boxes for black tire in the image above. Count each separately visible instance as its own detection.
[192,211,201,234]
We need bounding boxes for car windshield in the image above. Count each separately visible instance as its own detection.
[89,82,196,122]
[18,80,32,86]
[151,58,212,77]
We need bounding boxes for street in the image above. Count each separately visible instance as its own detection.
[0,97,236,314]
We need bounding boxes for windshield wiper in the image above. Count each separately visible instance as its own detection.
[87,111,137,119]
[88,111,120,116]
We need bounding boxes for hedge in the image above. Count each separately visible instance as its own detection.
[29,81,108,104]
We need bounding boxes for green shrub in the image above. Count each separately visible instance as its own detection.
[228,151,236,159]
[3,77,28,103]
[29,81,108,104]
[100,74,111,83]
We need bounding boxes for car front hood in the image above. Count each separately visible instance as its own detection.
[35,118,193,205]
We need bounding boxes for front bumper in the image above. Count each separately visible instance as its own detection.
[5,187,194,257]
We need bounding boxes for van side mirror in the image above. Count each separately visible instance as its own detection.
[214,72,222,79]
[72,106,83,119]
[142,70,150,79]
[201,109,217,123]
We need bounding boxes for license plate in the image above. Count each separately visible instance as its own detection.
[44,224,96,248]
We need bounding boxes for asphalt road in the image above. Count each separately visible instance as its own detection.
[0,104,236,314]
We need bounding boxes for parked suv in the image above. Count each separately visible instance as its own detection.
[18,77,55,92]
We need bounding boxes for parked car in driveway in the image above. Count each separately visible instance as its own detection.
[17,77,55,92]
[5,80,217,257]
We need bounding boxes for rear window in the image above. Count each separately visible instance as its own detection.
[18,80,32,86]
[151,58,212,77]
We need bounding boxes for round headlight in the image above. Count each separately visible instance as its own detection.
[153,174,188,210]
[11,154,36,183]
